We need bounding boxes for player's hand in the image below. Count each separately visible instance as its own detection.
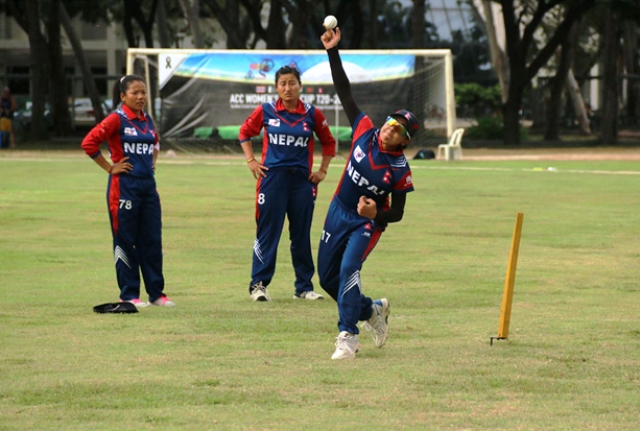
[357,196,377,219]
[321,27,341,50]
[308,169,327,184]
[248,159,268,179]
[111,156,133,175]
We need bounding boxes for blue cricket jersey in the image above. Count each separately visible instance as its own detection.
[334,113,414,214]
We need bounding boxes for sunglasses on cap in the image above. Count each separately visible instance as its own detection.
[385,116,411,139]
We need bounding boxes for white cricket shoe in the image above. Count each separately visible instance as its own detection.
[250,281,270,302]
[361,298,390,348]
[148,295,175,307]
[122,298,148,308]
[331,331,361,360]
[293,291,324,300]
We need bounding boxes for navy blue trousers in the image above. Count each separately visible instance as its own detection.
[317,198,380,334]
[250,168,317,294]
[107,174,165,302]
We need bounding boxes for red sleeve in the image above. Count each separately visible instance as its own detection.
[238,105,264,144]
[353,115,374,143]
[81,113,121,159]
[393,170,414,192]
[313,108,336,157]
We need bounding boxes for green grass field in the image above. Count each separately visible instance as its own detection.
[1,150,639,430]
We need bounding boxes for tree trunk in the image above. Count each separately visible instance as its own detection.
[156,0,172,48]
[543,48,565,141]
[349,1,363,49]
[600,5,619,145]
[25,0,49,141]
[236,0,268,47]
[201,0,250,48]
[480,0,509,103]
[178,0,204,48]
[544,21,575,141]
[123,0,158,48]
[410,0,426,146]
[283,0,312,49]
[122,0,138,47]
[411,0,425,49]
[59,2,105,124]
[622,20,638,120]
[566,69,591,135]
[47,0,73,136]
[266,0,286,49]
[369,0,379,48]
[503,76,524,145]
[498,0,596,146]
[223,1,243,49]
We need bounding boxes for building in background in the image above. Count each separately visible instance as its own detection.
[0,13,225,103]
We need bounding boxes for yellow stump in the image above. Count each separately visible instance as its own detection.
[491,212,524,345]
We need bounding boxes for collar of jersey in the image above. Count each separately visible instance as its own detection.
[121,104,147,122]
[276,98,306,114]
[376,132,404,156]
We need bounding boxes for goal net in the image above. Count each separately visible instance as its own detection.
[126,48,456,154]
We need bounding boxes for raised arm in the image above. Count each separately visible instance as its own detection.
[320,28,361,126]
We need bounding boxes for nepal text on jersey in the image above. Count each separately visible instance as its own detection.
[268,133,309,147]
[124,142,155,155]
[346,161,387,196]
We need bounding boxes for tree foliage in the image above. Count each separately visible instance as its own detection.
[4,0,637,144]
[495,0,597,145]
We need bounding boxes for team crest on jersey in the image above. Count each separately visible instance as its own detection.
[383,170,392,184]
[354,145,366,163]
[124,127,138,136]
[268,119,281,127]
[303,122,309,132]
[362,222,372,237]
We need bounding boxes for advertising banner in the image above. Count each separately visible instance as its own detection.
[158,52,415,139]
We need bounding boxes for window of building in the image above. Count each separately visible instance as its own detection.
[81,20,108,41]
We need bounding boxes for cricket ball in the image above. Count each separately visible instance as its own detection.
[323,15,338,30]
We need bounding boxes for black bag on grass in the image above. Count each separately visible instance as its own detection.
[93,302,139,314]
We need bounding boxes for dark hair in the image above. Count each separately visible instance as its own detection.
[111,74,145,109]
[275,66,301,86]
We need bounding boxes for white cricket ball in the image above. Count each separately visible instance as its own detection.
[323,15,338,30]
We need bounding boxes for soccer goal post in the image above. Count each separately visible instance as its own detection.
[126,48,456,153]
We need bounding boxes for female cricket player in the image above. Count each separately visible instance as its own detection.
[239,65,337,302]
[319,27,419,359]
[81,75,174,308]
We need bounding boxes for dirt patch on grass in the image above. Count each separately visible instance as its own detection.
[457,147,640,161]
[406,146,640,161]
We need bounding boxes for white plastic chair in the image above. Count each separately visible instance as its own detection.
[437,128,465,160]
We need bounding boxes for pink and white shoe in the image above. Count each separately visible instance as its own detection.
[122,298,148,308]
[148,295,175,307]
